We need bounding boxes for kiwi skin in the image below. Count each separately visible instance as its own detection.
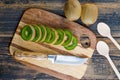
[64,36,78,50]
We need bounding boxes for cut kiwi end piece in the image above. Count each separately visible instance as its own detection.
[64,36,78,50]
[62,30,72,46]
[21,25,33,41]
[44,26,51,42]
[32,25,41,42]
[54,29,65,45]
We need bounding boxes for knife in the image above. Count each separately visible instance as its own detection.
[14,51,88,65]
[47,55,88,65]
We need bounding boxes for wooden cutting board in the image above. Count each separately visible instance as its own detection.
[9,8,96,80]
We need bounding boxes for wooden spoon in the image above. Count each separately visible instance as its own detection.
[97,22,120,50]
[97,41,120,79]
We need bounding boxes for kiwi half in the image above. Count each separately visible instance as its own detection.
[64,36,78,50]
[62,30,72,46]
[44,26,51,42]
[54,29,65,45]
[21,25,34,41]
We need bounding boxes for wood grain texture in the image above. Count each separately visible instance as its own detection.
[9,8,96,80]
[0,0,120,79]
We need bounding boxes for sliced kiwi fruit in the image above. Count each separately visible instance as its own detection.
[21,25,35,41]
[32,25,41,42]
[62,30,72,46]
[54,29,65,45]
[38,24,47,42]
[51,28,59,44]
[46,28,58,44]
[64,36,78,50]
[21,24,77,50]
[35,25,42,42]
[44,26,51,42]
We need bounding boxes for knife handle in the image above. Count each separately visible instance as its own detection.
[13,50,48,58]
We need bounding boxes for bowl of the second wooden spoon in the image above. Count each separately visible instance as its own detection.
[96,41,109,57]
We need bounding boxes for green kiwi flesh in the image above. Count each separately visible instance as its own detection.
[62,30,72,46]
[38,24,47,42]
[21,24,78,50]
[54,29,65,45]
[21,25,33,41]
[64,36,78,50]
[44,26,51,42]
[32,25,41,42]
[46,28,56,44]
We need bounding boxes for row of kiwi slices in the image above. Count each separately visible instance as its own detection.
[20,24,78,50]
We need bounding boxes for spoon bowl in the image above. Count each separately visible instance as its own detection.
[97,22,111,37]
[97,41,109,57]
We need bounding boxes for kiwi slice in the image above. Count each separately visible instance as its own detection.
[46,28,57,44]
[21,25,35,41]
[64,36,78,50]
[35,25,42,42]
[32,25,41,42]
[38,24,47,42]
[54,29,65,45]
[62,30,72,46]
[44,26,51,42]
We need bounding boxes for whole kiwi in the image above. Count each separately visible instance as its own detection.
[81,3,98,26]
[64,0,81,21]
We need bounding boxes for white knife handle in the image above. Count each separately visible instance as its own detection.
[106,56,120,79]
[109,35,120,50]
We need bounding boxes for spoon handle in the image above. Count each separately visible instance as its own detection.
[109,35,120,50]
[106,56,120,79]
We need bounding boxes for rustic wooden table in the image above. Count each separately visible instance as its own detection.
[0,0,120,79]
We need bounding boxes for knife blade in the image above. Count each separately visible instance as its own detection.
[48,55,88,65]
